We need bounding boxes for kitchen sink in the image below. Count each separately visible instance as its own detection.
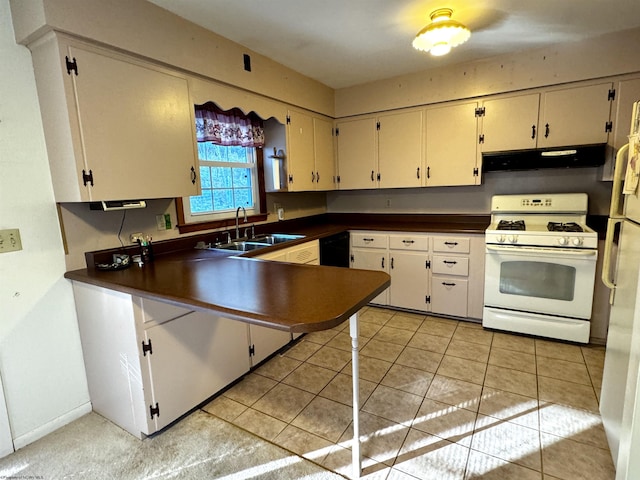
[204,233,305,252]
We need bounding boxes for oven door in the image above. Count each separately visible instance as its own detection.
[484,244,597,319]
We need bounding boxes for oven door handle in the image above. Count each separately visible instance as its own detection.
[486,245,597,257]
[601,217,621,296]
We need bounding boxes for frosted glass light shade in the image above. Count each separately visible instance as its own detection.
[412,8,470,56]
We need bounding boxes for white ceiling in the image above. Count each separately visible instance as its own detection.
[148,0,640,89]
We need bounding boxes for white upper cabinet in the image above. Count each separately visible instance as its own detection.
[30,33,199,202]
[480,94,540,152]
[336,111,422,190]
[336,116,378,189]
[425,101,481,187]
[313,116,336,191]
[378,110,423,189]
[537,82,614,148]
[285,109,335,192]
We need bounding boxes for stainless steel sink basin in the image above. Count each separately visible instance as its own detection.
[206,233,305,252]
[251,233,305,245]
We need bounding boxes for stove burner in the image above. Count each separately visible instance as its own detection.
[497,220,526,231]
[547,222,584,233]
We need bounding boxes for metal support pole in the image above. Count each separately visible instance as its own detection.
[349,312,361,479]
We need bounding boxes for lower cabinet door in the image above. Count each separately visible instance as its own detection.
[431,277,469,318]
[249,324,291,366]
[143,312,250,431]
[351,248,389,305]
[389,251,430,311]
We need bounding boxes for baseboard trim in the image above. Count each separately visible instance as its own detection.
[12,402,92,450]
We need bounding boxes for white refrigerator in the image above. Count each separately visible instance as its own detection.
[601,100,640,479]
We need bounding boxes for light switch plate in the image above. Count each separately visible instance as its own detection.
[0,228,22,253]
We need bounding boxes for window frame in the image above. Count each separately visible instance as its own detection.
[176,147,267,234]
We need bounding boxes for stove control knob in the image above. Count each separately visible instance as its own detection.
[507,235,518,244]
[572,237,583,246]
[496,235,506,243]
[558,237,569,246]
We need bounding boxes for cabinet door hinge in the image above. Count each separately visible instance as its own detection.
[425,295,431,304]
[605,121,613,133]
[350,254,354,263]
[82,169,94,187]
[142,339,153,356]
[337,175,341,184]
[475,107,485,117]
[286,115,291,125]
[65,56,78,76]
[608,88,616,101]
[473,167,479,176]
[376,121,380,131]
[425,260,431,269]
[149,402,160,419]
[249,344,255,357]
[478,134,485,144]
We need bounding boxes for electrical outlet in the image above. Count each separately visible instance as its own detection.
[156,215,166,231]
[130,232,144,243]
[0,228,22,253]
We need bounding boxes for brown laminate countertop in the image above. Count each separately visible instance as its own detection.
[65,247,390,333]
[67,213,491,334]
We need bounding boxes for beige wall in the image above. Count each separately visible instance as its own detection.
[335,27,640,117]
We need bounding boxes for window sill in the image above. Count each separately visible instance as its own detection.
[176,213,268,234]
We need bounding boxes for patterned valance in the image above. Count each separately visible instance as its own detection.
[194,102,264,147]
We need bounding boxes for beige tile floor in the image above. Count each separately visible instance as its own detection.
[204,306,614,480]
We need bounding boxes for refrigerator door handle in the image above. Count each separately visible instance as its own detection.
[602,217,622,303]
[610,143,630,219]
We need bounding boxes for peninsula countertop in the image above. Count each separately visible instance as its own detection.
[64,247,390,333]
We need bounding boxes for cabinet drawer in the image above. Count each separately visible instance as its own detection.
[136,297,193,325]
[286,242,319,264]
[431,277,468,317]
[389,233,429,251]
[351,232,389,248]
[432,255,469,276]
[433,237,470,254]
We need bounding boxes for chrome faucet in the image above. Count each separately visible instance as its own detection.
[235,206,247,239]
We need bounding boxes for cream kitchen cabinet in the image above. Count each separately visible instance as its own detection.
[388,233,430,311]
[336,110,422,190]
[350,232,389,305]
[604,77,640,179]
[430,234,485,319]
[29,33,199,202]
[286,110,336,192]
[538,82,614,148]
[474,82,615,154]
[71,282,250,438]
[425,101,481,186]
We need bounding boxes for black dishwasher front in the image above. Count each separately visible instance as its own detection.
[319,232,350,267]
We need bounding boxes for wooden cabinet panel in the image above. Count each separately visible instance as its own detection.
[313,117,336,190]
[538,82,613,148]
[480,94,540,152]
[31,35,199,202]
[432,255,469,276]
[388,233,429,251]
[425,102,480,186]
[351,232,389,249]
[378,110,423,188]
[433,237,471,254]
[248,324,290,366]
[389,251,430,311]
[431,278,469,317]
[143,312,250,430]
[286,109,316,191]
[336,117,378,190]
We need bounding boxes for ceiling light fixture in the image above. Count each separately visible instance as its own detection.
[412,8,470,56]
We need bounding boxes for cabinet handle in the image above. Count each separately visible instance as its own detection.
[416,167,420,179]
[350,254,354,263]
[402,239,415,244]
[312,171,315,182]
[377,172,381,181]
[363,238,374,243]
[442,282,456,287]
[190,166,197,185]
[381,257,385,269]
[316,171,320,182]
[391,257,394,269]
[427,166,431,179]
[443,260,458,265]
[545,123,550,138]
[531,125,536,139]
[371,170,375,182]
[444,241,459,246]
